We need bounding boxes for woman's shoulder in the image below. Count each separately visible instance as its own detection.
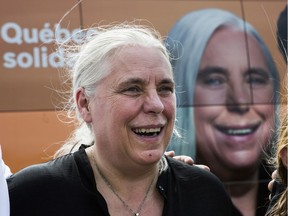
[165,157,230,198]
[166,156,220,182]
[163,157,242,215]
[7,149,95,215]
[7,151,81,189]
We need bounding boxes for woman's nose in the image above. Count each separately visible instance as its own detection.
[143,91,164,114]
[226,85,252,114]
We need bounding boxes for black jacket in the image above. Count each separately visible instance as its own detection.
[8,148,241,216]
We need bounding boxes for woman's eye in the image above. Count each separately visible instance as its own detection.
[158,85,174,95]
[121,86,142,96]
[248,75,270,86]
[197,68,227,88]
[247,69,271,87]
[202,76,225,87]
[127,86,140,92]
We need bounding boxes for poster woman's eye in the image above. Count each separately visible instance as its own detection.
[247,69,271,87]
[203,76,225,86]
[198,74,227,88]
[197,67,227,89]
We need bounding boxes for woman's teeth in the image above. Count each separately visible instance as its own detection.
[226,128,252,135]
[217,124,259,136]
[133,128,161,136]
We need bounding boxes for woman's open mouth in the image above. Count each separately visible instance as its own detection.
[132,127,162,137]
[215,124,260,136]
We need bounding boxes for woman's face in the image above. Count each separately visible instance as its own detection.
[194,28,275,171]
[88,46,176,167]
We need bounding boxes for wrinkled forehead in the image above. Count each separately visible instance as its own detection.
[110,45,173,75]
[93,45,173,91]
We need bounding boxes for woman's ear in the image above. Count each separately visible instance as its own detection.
[76,87,92,123]
[279,147,287,169]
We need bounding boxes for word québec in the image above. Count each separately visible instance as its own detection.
[1,22,94,69]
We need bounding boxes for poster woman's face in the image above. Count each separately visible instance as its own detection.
[194,27,275,171]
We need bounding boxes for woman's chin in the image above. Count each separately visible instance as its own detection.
[139,150,164,163]
[224,152,259,170]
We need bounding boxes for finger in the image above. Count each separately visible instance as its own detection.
[194,164,210,172]
[268,179,275,193]
[271,170,277,180]
[269,193,272,201]
[173,155,194,165]
[164,151,175,157]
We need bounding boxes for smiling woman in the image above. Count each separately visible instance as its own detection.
[7,22,241,216]
[166,8,280,216]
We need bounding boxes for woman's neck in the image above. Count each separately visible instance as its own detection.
[222,168,259,216]
[228,182,258,216]
[196,155,260,216]
[86,147,163,216]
